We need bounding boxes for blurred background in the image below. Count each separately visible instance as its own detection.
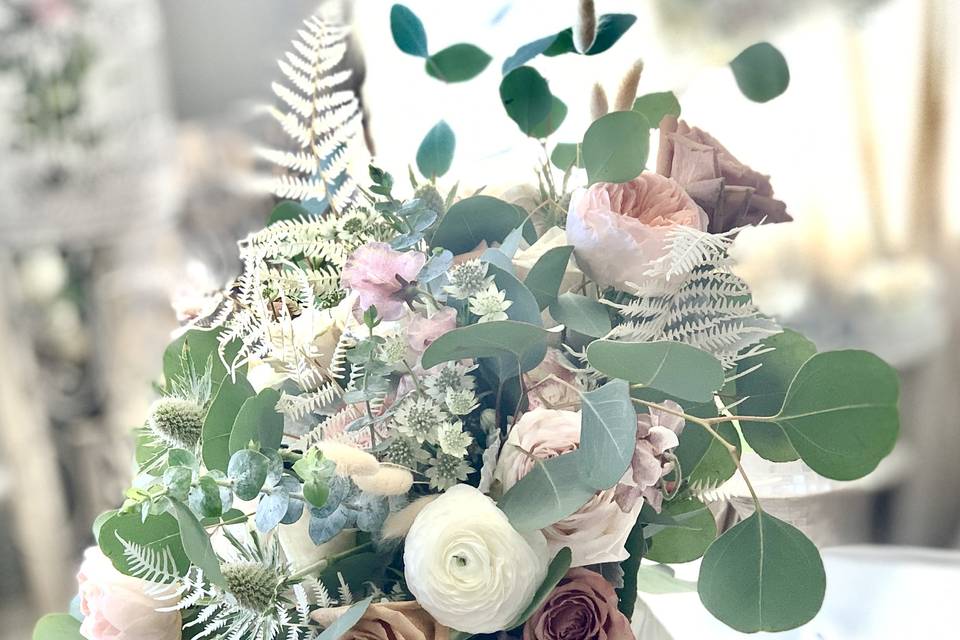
[0,0,958,637]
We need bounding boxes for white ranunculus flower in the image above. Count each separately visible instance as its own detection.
[403,484,550,634]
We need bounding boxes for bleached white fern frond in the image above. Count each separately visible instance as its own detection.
[609,226,780,369]
[258,13,367,213]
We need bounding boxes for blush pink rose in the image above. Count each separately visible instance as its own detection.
[494,409,642,567]
[76,547,182,640]
[565,174,707,290]
[406,307,457,356]
[342,243,427,321]
[523,568,635,640]
[523,348,583,411]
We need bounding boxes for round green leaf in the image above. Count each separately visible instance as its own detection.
[582,111,650,184]
[98,511,189,578]
[549,292,612,337]
[645,497,717,564]
[390,4,428,57]
[502,33,559,75]
[256,485,291,533]
[317,597,374,640]
[730,42,790,103]
[499,66,553,135]
[523,244,574,310]
[773,350,899,480]
[228,449,269,500]
[587,340,724,403]
[544,13,638,57]
[228,387,283,456]
[416,120,456,179]
[163,466,192,502]
[202,373,255,472]
[699,511,825,632]
[430,195,524,254]
[304,478,331,508]
[550,142,582,171]
[425,43,491,83]
[528,96,568,139]
[33,614,83,640]
[485,262,543,326]
[189,475,224,518]
[578,380,637,490]
[632,91,681,128]
[268,200,309,225]
[498,451,596,532]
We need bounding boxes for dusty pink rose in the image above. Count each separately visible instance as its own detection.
[524,348,583,410]
[406,307,457,356]
[494,409,642,567]
[523,568,635,640]
[342,243,427,321]
[565,174,707,290]
[616,402,685,513]
[76,547,181,640]
[312,600,450,640]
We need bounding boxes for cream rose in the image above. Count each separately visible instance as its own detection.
[565,174,707,290]
[403,484,550,634]
[494,409,642,568]
[513,226,584,295]
[76,546,182,640]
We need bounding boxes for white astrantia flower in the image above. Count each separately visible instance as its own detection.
[444,387,478,416]
[425,452,473,491]
[443,259,493,299]
[393,397,446,444]
[384,435,430,469]
[377,329,408,365]
[437,422,472,457]
[423,362,476,400]
[404,485,550,633]
[468,283,512,323]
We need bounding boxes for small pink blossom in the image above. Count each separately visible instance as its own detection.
[566,174,707,290]
[77,547,181,640]
[341,243,427,321]
[616,401,685,513]
[406,307,457,355]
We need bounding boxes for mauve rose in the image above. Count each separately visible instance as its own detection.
[76,547,182,640]
[657,117,792,233]
[312,601,449,640]
[342,243,427,321]
[565,174,708,290]
[523,568,635,640]
[494,409,642,567]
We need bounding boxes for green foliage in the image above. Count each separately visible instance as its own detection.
[293,448,336,508]
[497,451,596,532]
[189,475,224,518]
[528,96,568,139]
[486,263,543,326]
[578,380,637,490]
[430,195,525,254]
[644,497,717,563]
[587,340,725,403]
[425,44,491,82]
[267,200,310,225]
[421,320,550,376]
[97,511,189,578]
[163,328,239,394]
[730,42,790,103]
[390,4,428,57]
[201,374,254,472]
[523,245,574,309]
[228,449,270,500]
[582,111,650,184]
[676,420,740,489]
[632,91,681,128]
[634,564,697,594]
[416,120,456,179]
[698,511,824,633]
[499,66,554,136]
[616,520,646,618]
[735,330,814,462]
[550,142,582,171]
[32,614,83,640]
[228,388,283,456]
[503,13,637,73]
[508,548,573,628]
[170,500,225,587]
[772,350,899,480]
[549,293,611,337]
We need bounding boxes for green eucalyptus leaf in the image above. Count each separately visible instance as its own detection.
[201,374,255,472]
[189,475,224,518]
[256,485,291,533]
[170,499,225,587]
[578,380,637,490]
[549,293,611,337]
[730,41,790,103]
[528,95,568,139]
[502,33,559,74]
[486,263,543,326]
[304,479,331,508]
[390,4,428,57]
[98,510,189,578]
[416,120,456,179]
[162,328,238,393]
[32,614,83,640]
[699,511,824,633]
[545,13,638,57]
[163,466,192,502]
[735,330,815,462]
[268,200,309,225]
[499,66,553,135]
[425,43,491,82]
[228,449,270,501]
[430,195,524,254]
[644,497,717,563]
[317,597,374,640]
[635,564,697,594]
[550,142,582,171]
[228,388,283,456]
[523,245,574,310]
[678,420,740,488]
[509,548,573,628]
[498,451,596,532]
[421,320,549,375]
[773,350,899,480]
[582,111,650,184]
[632,91,681,128]
[587,340,724,403]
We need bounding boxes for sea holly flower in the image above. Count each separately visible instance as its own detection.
[425,452,474,491]
[341,242,427,321]
[437,422,472,458]
[394,397,447,444]
[403,485,549,633]
[443,259,493,299]
[468,283,512,322]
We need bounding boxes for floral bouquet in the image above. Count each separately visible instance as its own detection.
[34,3,899,640]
